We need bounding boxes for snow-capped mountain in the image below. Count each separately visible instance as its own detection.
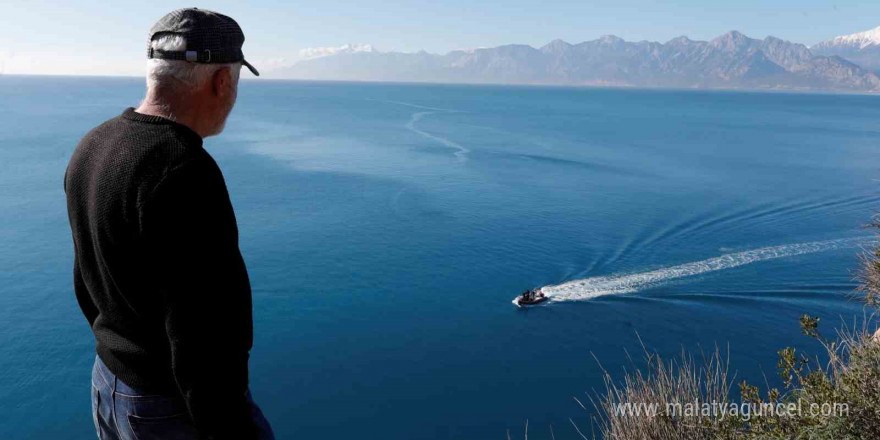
[298,44,375,61]
[814,26,880,51]
[270,31,880,92]
[812,26,880,71]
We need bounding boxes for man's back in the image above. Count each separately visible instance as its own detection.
[65,108,260,438]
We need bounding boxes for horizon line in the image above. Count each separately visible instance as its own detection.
[3,73,875,97]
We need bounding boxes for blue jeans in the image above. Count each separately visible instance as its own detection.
[91,355,274,440]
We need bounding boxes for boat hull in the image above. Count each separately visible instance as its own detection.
[513,295,549,307]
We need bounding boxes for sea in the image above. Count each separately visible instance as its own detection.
[1,75,879,439]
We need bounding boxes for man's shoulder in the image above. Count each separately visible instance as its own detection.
[84,109,202,157]
[74,109,208,173]
[67,109,213,202]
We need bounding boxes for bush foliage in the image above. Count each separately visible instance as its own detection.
[584,224,880,440]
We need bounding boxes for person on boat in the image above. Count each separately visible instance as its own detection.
[521,290,531,302]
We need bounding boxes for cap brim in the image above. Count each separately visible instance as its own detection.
[242,59,259,76]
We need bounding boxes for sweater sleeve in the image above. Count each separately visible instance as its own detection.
[65,168,99,327]
[73,255,99,326]
[140,155,257,440]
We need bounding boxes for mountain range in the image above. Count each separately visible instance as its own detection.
[269,28,880,92]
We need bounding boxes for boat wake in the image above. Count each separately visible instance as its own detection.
[541,236,872,302]
[406,111,470,162]
[367,99,469,161]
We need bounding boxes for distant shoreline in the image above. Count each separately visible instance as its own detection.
[5,73,879,97]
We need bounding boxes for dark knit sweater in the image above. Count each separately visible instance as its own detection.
[64,108,256,439]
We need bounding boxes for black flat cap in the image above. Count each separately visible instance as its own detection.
[147,8,259,76]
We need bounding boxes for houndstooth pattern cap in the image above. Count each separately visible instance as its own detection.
[147,8,259,76]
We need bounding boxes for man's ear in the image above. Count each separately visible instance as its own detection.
[212,67,232,98]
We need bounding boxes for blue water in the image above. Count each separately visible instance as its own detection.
[1,76,878,439]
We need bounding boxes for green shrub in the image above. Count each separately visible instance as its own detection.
[580,223,880,440]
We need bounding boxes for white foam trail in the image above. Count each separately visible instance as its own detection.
[366,98,457,112]
[542,237,873,302]
[406,111,470,162]
[366,98,469,161]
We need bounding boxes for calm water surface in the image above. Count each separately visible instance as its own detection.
[1,76,878,439]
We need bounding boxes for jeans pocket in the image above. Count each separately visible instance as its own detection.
[126,413,200,440]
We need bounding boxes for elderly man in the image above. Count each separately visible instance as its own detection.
[64,9,273,440]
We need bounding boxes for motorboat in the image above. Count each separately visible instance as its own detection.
[513,289,548,307]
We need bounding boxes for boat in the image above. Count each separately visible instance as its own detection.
[513,289,548,307]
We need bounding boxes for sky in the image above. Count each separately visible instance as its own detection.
[2,0,880,76]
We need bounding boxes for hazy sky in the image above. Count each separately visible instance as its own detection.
[2,0,879,76]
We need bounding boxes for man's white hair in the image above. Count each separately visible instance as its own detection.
[146,34,241,92]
